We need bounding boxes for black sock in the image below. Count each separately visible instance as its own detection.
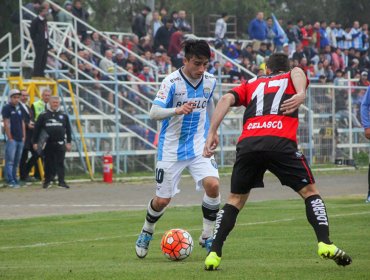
[211,203,239,257]
[305,195,331,244]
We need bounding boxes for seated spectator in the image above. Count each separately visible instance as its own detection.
[57,1,73,24]
[138,66,155,98]
[222,61,241,83]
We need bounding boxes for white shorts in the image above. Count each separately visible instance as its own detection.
[155,155,219,198]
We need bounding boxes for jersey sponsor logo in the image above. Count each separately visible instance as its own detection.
[310,198,329,226]
[175,99,207,109]
[157,90,167,100]
[246,120,283,130]
[170,77,181,83]
[203,87,211,98]
[174,92,186,96]
[295,151,303,158]
[59,115,64,120]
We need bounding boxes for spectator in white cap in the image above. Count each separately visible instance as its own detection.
[1,89,25,188]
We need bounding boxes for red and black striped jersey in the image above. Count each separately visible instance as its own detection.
[229,70,309,153]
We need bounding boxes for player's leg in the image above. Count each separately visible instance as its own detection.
[187,156,220,251]
[200,176,220,250]
[298,183,352,266]
[135,160,185,258]
[205,192,249,270]
[269,151,351,266]
[205,152,264,270]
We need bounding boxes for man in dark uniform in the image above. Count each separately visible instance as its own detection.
[33,96,72,189]
[19,89,38,183]
[203,53,352,270]
[30,3,49,77]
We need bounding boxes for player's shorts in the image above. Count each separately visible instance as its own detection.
[155,155,219,198]
[231,150,315,194]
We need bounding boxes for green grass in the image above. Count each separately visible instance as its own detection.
[0,198,369,280]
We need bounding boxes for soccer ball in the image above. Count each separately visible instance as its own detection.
[160,228,193,261]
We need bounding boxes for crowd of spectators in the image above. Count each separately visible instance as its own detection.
[20,2,370,127]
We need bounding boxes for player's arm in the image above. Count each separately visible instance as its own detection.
[203,93,235,157]
[150,102,195,120]
[280,67,307,115]
[361,87,370,139]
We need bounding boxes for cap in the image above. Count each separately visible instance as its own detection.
[224,61,233,67]
[9,89,21,97]
[352,58,359,64]
[115,49,124,56]
[155,52,162,57]
[361,71,368,76]
[283,43,289,47]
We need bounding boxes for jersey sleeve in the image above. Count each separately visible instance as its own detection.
[153,78,175,108]
[229,81,251,107]
[1,106,10,119]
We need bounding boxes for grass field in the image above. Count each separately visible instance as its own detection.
[0,197,369,280]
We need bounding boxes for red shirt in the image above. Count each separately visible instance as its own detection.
[230,70,309,152]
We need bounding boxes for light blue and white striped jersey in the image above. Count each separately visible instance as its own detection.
[153,68,217,161]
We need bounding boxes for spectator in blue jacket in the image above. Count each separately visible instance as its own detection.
[248,12,267,50]
[360,86,370,203]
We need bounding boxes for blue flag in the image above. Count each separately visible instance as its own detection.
[271,13,288,46]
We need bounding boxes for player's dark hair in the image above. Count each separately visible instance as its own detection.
[266,53,290,73]
[183,39,211,60]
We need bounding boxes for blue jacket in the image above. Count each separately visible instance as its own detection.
[248,19,267,40]
[361,86,370,128]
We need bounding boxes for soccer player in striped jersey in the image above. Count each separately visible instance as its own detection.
[135,39,220,258]
[203,53,352,270]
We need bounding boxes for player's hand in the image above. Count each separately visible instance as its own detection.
[280,92,305,115]
[365,128,370,139]
[33,144,38,151]
[175,101,195,115]
[203,132,219,158]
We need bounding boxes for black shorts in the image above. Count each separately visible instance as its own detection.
[230,150,315,194]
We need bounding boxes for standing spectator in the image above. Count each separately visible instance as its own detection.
[168,27,186,68]
[214,13,229,49]
[265,17,276,50]
[334,23,345,50]
[159,7,168,24]
[90,32,103,56]
[150,11,163,38]
[361,23,369,51]
[360,86,370,203]
[248,12,267,50]
[30,3,49,77]
[326,21,337,47]
[131,6,151,39]
[2,89,25,188]
[72,0,89,39]
[153,18,174,52]
[174,10,191,32]
[33,96,72,189]
[286,20,301,53]
[350,21,363,50]
[319,21,330,50]
[31,88,51,122]
[19,89,38,184]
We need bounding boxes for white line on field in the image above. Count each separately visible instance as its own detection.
[1,211,369,251]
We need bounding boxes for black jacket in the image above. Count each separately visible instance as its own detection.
[33,109,72,144]
[30,16,49,46]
